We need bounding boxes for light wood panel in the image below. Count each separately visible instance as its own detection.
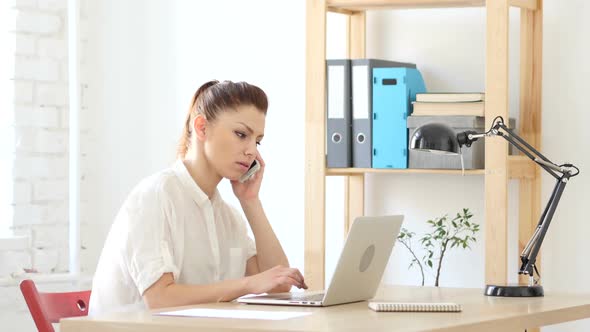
[327,0,485,11]
[517,4,543,329]
[305,0,327,291]
[344,11,366,235]
[510,0,537,10]
[484,0,510,286]
[344,175,364,234]
[518,0,543,295]
[508,155,536,180]
[328,168,485,175]
[61,286,590,332]
[347,11,365,59]
[328,156,535,179]
[327,0,536,11]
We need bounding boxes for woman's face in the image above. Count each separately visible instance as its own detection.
[203,105,265,181]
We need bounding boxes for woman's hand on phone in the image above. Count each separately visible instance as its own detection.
[231,151,265,203]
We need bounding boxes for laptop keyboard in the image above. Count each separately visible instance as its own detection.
[288,293,325,301]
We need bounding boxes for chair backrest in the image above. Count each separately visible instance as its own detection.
[20,279,91,332]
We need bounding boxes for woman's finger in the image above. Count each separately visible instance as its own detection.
[287,268,304,284]
[277,275,302,289]
[293,269,308,289]
[274,270,302,287]
[277,269,305,289]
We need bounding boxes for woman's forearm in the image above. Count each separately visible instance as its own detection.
[240,198,289,271]
[144,275,251,309]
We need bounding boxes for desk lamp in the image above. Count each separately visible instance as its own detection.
[409,116,580,297]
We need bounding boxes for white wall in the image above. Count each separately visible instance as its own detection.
[82,0,307,273]
[4,0,589,331]
[538,1,590,331]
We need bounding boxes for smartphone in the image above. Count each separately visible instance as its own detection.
[239,160,260,183]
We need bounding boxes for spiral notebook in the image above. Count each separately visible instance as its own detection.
[368,301,462,312]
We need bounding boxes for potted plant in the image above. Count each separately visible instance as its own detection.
[397,208,480,286]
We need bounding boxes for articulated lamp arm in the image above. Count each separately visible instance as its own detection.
[457,116,580,285]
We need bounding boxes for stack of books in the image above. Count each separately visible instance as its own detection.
[412,92,485,116]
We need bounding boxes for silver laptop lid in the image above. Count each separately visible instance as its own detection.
[322,215,403,306]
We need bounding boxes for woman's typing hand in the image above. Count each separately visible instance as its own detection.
[245,265,308,294]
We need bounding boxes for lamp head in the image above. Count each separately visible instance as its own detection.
[409,123,460,155]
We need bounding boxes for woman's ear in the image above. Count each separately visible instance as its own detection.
[193,114,208,142]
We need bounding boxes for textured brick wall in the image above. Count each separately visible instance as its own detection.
[0,0,90,331]
[6,0,90,276]
[2,0,90,330]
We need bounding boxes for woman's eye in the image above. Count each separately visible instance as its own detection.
[256,141,261,146]
[235,131,246,139]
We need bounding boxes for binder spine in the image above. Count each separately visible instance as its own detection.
[351,63,372,168]
[372,67,426,169]
[326,60,352,168]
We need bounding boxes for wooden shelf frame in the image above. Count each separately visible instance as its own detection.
[304,0,543,307]
[327,168,486,176]
[327,155,537,179]
[326,0,537,12]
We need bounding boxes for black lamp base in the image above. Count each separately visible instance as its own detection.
[485,284,544,297]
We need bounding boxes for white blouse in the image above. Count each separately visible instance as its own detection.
[88,160,257,315]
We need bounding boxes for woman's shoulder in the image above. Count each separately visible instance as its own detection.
[126,165,182,203]
[114,166,184,227]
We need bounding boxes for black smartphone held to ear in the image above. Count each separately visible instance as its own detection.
[239,160,260,183]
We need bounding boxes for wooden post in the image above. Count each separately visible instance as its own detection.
[518,2,543,331]
[518,1,543,286]
[485,0,510,286]
[344,11,366,235]
[518,0,543,287]
[305,0,327,291]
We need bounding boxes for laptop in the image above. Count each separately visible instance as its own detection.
[237,215,403,307]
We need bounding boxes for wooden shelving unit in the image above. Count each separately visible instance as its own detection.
[326,156,536,177]
[304,0,543,298]
[327,168,486,176]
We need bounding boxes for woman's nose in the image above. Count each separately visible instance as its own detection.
[244,140,257,156]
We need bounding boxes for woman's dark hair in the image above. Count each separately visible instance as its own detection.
[177,80,268,158]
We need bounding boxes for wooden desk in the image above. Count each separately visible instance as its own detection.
[61,286,590,332]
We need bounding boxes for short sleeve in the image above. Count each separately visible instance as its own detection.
[121,184,180,295]
[229,207,257,260]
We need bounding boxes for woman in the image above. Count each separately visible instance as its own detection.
[89,80,306,315]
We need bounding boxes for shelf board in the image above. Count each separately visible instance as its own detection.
[326,0,537,12]
[326,168,485,175]
[326,156,535,178]
[327,0,485,12]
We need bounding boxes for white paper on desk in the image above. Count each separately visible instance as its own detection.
[155,308,311,320]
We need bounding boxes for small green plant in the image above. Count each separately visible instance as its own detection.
[397,208,480,287]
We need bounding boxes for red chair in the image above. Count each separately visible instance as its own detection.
[19,279,91,332]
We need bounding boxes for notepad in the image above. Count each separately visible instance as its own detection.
[368,301,462,312]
